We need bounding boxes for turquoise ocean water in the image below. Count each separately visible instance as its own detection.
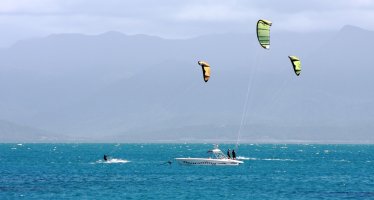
[1,143,374,199]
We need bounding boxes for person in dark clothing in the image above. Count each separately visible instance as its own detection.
[103,154,108,161]
[232,149,236,160]
[227,149,231,159]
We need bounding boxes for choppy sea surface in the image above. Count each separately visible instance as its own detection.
[1,143,374,199]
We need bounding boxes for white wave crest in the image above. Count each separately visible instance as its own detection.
[333,159,350,163]
[108,158,130,163]
[101,158,130,164]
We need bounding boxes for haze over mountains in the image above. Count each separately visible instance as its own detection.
[0,25,373,142]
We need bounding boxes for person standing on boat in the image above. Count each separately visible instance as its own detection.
[227,149,231,159]
[232,149,236,160]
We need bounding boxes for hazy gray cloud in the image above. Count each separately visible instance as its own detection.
[0,0,374,47]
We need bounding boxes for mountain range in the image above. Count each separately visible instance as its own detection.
[0,25,373,142]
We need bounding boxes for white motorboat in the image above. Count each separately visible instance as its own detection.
[175,145,244,166]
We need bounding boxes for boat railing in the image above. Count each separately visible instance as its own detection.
[208,149,227,159]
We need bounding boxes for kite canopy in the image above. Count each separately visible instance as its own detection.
[288,56,301,76]
[257,19,272,49]
[198,61,211,82]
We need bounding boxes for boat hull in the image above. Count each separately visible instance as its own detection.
[175,158,243,166]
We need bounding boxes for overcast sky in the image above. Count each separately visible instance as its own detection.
[1,0,374,47]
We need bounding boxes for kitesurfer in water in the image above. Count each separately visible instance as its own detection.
[103,154,108,161]
[227,149,231,159]
[232,149,236,160]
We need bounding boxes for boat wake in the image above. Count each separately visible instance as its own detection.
[236,156,254,160]
[236,157,296,161]
[262,158,296,161]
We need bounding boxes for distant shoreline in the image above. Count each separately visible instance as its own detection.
[2,140,374,144]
